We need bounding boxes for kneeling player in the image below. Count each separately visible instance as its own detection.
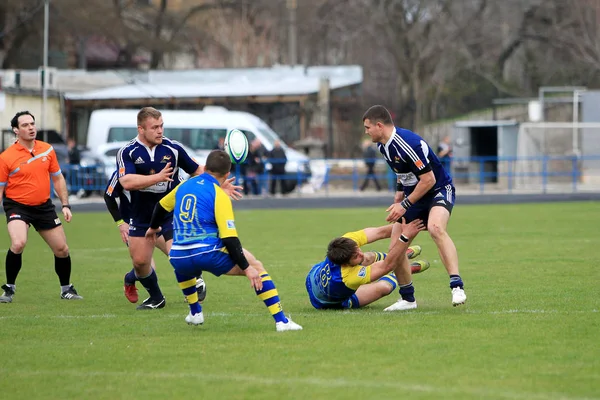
[306,219,427,309]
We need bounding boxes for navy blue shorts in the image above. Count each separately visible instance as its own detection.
[129,218,173,241]
[169,246,235,278]
[402,184,455,226]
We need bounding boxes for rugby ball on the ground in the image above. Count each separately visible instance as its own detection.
[224,129,249,164]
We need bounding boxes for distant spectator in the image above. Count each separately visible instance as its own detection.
[67,138,81,165]
[360,140,382,191]
[437,135,453,174]
[245,139,265,196]
[267,140,287,196]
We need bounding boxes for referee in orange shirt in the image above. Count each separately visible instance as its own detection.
[0,111,82,303]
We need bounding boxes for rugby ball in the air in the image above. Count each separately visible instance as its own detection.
[224,129,249,164]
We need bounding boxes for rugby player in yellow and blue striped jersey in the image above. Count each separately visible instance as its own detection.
[306,220,427,310]
[145,150,302,332]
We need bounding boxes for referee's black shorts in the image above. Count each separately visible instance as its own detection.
[3,198,62,231]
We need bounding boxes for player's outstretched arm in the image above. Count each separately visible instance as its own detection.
[369,219,425,281]
[362,225,393,244]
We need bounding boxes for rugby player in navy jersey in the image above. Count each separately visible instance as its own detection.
[117,107,241,310]
[362,105,467,310]
[145,150,302,331]
[306,221,428,310]
[103,169,207,304]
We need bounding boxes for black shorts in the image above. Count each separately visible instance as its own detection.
[3,198,62,231]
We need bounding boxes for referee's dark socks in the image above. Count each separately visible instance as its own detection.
[449,275,464,289]
[6,249,22,285]
[399,281,415,302]
[138,269,163,300]
[54,255,72,286]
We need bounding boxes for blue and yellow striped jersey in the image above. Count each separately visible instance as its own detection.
[306,230,373,304]
[159,173,237,249]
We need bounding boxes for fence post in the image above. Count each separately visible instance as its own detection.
[507,157,513,194]
[479,157,485,194]
[572,155,578,193]
[542,156,548,194]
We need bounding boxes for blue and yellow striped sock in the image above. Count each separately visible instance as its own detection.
[176,272,202,315]
[255,272,288,323]
[373,251,387,262]
[379,272,398,291]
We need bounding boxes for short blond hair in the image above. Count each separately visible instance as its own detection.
[137,107,162,126]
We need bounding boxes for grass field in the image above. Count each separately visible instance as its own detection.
[0,202,599,400]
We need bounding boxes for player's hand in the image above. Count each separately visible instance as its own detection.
[118,223,130,244]
[62,206,72,223]
[145,227,161,244]
[243,266,263,291]
[400,218,425,239]
[386,202,406,223]
[222,177,244,200]
[157,162,174,182]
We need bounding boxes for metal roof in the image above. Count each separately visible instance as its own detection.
[64,65,362,101]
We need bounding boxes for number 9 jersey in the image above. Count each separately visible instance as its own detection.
[158,173,238,251]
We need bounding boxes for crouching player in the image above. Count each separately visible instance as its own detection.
[146,150,302,332]
[306,219,427,310]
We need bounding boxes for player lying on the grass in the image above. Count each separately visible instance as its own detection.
[145,150,302,331]
[306,220,428,309]
[103,169,207,304]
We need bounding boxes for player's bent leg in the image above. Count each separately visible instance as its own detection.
[129,236,165,309]
[428,206,466,306]
[226,248,302,332]
[354,275,397,308]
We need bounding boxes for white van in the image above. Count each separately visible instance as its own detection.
[86,107,311,188]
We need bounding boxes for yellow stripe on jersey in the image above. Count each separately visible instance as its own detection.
[214,183,238,239]
[341,264,372,290]
[158,182,180,212]
[342,230,368,247]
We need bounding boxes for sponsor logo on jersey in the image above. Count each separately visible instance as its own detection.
[161,155,172,163]
[226,220,235,229]
[437,200,446,205]
[9,213,21,219]
[358,266,367,278]
[134,157,145,164]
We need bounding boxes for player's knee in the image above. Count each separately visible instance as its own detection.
[427,222,446,241]
[10,239,27,253]
[251,258,266,273]
[53,243,69,257]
